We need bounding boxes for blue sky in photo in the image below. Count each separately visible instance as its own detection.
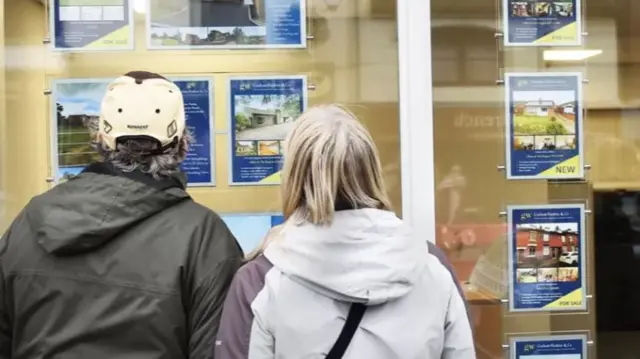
[513,90,576,104]
[56,81,109,116]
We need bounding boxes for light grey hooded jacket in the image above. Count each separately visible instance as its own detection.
[247,209,475,359]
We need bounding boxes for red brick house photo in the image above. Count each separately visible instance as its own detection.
[515,224,578,267]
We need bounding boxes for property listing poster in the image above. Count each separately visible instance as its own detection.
[51,77,215,186]
[221,213,285,253]
[229,75,307,186]
[505,72,583,180]
[507,204,586,312]
[147,0,306,50]
[171,78,216,186]
[50,0,134,51]
[511,335,587,359]
[503,0,581,46]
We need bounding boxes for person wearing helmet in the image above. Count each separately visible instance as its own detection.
[0,71,244,359]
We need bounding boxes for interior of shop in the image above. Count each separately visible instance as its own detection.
[431,0,640,357]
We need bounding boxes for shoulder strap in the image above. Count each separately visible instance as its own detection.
[326,303,367,359]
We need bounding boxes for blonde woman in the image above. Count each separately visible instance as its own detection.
[215,105,475,359]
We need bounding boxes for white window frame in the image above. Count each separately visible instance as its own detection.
[397,0,435,242]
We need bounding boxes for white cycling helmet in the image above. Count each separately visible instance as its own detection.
[99,71,186,151]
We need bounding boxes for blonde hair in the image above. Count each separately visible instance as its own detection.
[281,104,392,225]
[246,224,284,261]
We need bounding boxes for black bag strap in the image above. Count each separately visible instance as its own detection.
[326,303,367,359]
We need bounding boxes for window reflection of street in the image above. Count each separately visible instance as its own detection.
[438,165,479,254]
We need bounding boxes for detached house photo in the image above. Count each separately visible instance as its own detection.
[512,90,577,138]
[515,222,579,268]
[234,93,303,141]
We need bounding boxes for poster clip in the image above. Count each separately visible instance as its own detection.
[494,32,504,38]
[584,164,591,170]
[586,294,593,299]
[501,344,510,350]
[582,32,589,37]
[587,340,594,346]
[43,89,52,95]
[307,83,317,91]
[499,211,507,217]
[585,209,592,215]
[500,298,509,304]
[306,34,315,40]
[45,177,54,183]
[42,37,51,45]
[497,165,506,171]
[495,79,505,85]
[582,79,590,84]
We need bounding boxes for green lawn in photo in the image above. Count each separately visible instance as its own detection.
[513,114,571,135]
[57,126,98,166]
[59,0,124,6]
[518,276,537,284]
[58,129,91,144]
[161,38,181,45]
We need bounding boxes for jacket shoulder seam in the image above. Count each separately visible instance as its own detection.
[9,270,180,296]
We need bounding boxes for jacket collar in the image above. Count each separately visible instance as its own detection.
[81,162,187,191]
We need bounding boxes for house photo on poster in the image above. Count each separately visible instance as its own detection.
[503,0,581,46]
[507,204,586,312]
[49,0,135,51]
[147,0,306,49]
[229,75,307,186]
[221,214,285,253]
[511,335,587,359]
[505,72,583,180]
[50,77,215,186]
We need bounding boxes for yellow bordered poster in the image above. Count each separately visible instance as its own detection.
[503,0,581,47]
[228,75,308,186]
[50,77,216,187]
[511,335,587,358]
[504,72,584,180]
[507,204,587,312]
[147,0,307,50]
[50,0,134,51]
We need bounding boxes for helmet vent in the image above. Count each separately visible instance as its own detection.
[103,120,113,134]
[167,120,177,138]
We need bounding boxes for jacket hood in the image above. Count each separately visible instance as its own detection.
[28,163,190,256]
[264,209,427,305]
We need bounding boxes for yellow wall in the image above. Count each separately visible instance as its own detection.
[2,0,402,226]
[0,0,5,231]
[4,0,48,224]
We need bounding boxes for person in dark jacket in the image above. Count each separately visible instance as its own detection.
[0,71,244,359]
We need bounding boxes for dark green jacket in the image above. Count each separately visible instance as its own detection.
[0,163,244,359]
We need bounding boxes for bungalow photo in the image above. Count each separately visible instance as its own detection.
[234,93,302,143]
[514,222,580,283]
[512,90,577,151]
[54,81,108,180]
[149,0,268,47]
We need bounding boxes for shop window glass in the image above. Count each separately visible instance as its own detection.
[431,0,640,356]
[0,1,401,249]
